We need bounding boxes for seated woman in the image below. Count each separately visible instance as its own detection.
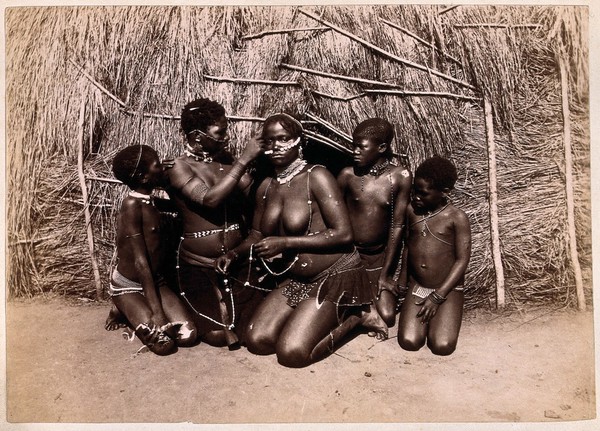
[216,113,387,368]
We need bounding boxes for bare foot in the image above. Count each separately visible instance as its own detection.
[105,305,127,331]
[361,306,388,340]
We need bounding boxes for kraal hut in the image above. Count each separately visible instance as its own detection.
[6,5,590,311]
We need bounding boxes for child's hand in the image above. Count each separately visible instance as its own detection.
[377,277,399,299]
[415,298,439,324]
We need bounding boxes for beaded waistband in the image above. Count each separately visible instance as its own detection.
[183,223,240,239]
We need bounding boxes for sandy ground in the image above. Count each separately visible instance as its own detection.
[3,296,598,429]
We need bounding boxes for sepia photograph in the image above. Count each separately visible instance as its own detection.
[3,1,598,430]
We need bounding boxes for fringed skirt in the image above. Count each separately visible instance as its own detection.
[280,249,373,310]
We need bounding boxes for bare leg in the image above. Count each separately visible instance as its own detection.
[397,284,427,351]
[376,290,398,328]
[158,283,197,347]
[245,288,294,355]
[427,290,464,356]
[111,293,176,355]
[276,299,340,368]
[105,304,128,331]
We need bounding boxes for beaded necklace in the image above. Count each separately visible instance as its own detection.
[414,203,450,237]
[185,146,225,172]
[276,158,307,186]
[128,191,153,205]
[361,159,390,191]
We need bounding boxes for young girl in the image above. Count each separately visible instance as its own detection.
[106,145,197,355]
[397,156,471,356]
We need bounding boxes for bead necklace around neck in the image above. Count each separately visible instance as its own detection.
[128,191,154,205]
[276,158,307,186]
[361,160,390,191]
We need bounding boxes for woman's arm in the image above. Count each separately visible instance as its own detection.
[168,135,263,209]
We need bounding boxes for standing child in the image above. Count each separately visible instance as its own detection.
[105,145,197,355]
[337,118,412,327]
[397,156,471,355]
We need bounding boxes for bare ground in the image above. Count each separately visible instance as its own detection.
[4,296,598,426]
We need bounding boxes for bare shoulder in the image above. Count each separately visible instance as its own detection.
[337,165,354,179]
[167,156,196,187]
[390,164,412,182]
[307,165,340,193]
[118,197,143,229]
[448,204,470,226]
[308,164,335,181]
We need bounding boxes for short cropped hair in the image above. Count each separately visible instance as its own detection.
[353,118,394,157]
[180,98,226,135]
[112,145,158,189]
[415,156,458,190]
[262,113,304,139]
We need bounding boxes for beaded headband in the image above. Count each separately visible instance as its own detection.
[272,113,303,131]
[129,145,144,179]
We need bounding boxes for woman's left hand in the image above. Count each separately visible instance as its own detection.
[254,237,288,259]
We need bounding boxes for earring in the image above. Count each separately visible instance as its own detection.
[298,146,304,160]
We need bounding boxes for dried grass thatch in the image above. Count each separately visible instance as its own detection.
[6,5,590,311]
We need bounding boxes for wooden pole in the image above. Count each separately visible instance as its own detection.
[77,95,103,299]
[558,50,586,311]
[483,96,505,308]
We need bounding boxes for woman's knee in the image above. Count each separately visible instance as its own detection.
[245,327,277,355]
[275,341,312,368]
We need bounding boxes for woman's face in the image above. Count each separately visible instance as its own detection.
[190,115,230,154]
[262,121,301,167]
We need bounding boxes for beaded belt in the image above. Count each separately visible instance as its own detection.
[183,223,240,239]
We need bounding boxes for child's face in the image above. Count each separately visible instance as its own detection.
[146,155,166,188]
[352,137,384,169]
[411,177,445,213]
[262,121,301,167]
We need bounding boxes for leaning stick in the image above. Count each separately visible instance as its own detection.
[69,59,127,108]
[241,26,330,40]
[310,90,366,101]
[204,75,299,86]
[380,18,462,66]
[281,63,401,88]
[439,5,460,15]
[299,9,477,91]
[77,96,103,300]
[558,49,586,311]
[305,112,352,143]
[364,89,481,101]
[303,130,353,155]
[483,96,505,308]
[453,24,542,29]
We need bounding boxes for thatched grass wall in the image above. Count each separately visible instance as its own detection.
[6,5,590,310]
